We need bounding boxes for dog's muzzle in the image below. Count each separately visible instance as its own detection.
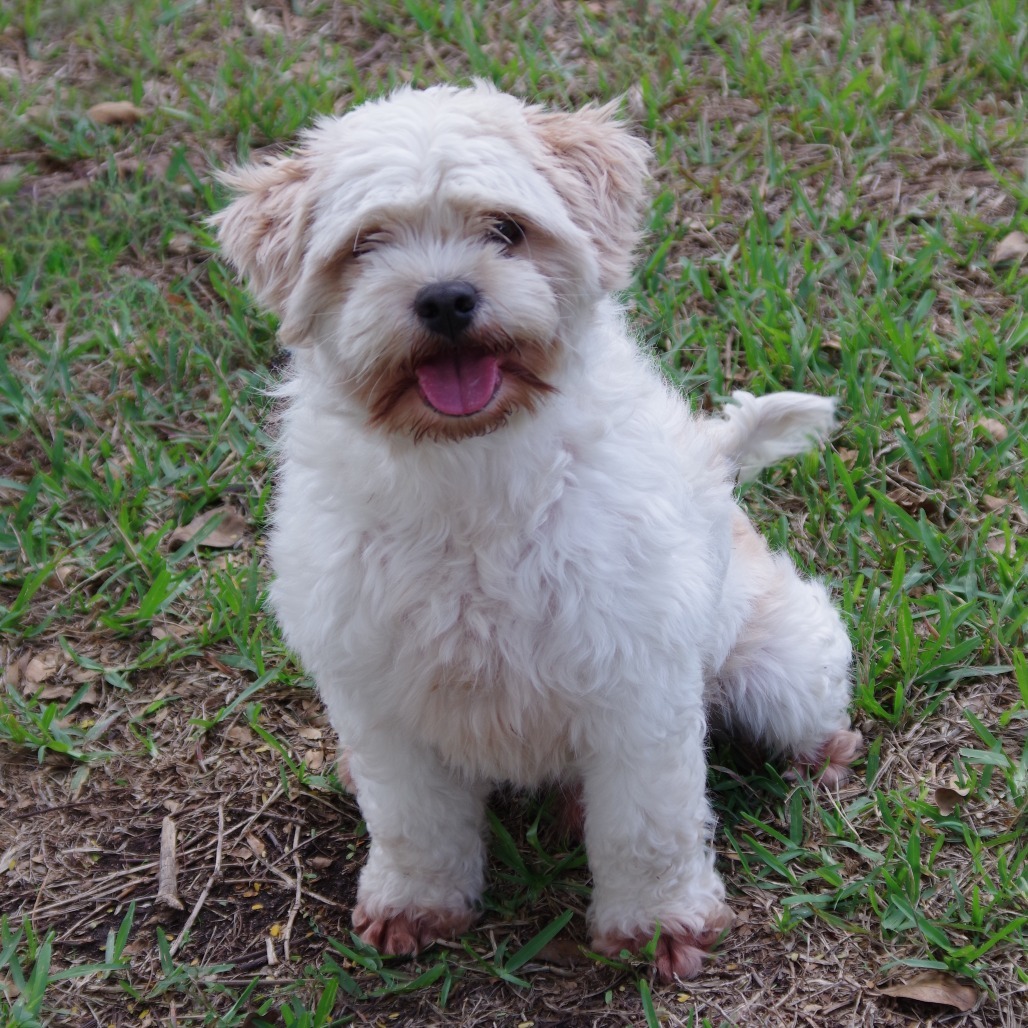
[412,281,501,417]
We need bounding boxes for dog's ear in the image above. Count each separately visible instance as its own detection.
[526,101,651,290]
[212,155,316,345]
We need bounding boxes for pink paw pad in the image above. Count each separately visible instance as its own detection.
[352,904,472,956]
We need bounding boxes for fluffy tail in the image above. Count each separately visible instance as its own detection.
[711,390,837,482]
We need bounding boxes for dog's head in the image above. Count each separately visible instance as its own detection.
[214,84,650,442]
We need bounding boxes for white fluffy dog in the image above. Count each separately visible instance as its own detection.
[214,83,861,980]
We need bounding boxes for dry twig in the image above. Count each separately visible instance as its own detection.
[155,816,184,911]
[169,802,225,959]
[282,824,303,962]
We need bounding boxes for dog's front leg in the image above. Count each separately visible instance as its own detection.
[582,684,733,980]
[348,730,488,955]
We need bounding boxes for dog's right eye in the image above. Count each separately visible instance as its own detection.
[489,219,525,249]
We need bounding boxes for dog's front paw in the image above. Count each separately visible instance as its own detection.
[593,905,733,980]
[352,902,474,956]
[792,728,863,788]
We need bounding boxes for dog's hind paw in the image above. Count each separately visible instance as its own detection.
[593,907,733,980]
[791,729,863,788]
[352,903,473,955]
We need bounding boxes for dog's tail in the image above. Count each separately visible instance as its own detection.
[710,390,837,482]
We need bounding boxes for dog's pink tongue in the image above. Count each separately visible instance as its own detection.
[416,353,500,416]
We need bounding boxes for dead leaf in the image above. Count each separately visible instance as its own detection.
[981,494,1009,512]
[225,724,255,746]
[170,507,247,549]
[990,230,1028,265]
[151,623,190,643]
[244,832,266,860]
[537,939,587,966]
[297,727,323,741]
[24,650,61,686]
[976,417,1008,442]
[934,781,970,815]
[87,101,147,125]
[310,856,334,870]
[879,972,978,1012]
[37,683,74,702]
[0,291,13,327]
[887,484,937,515]
[166,232,193,256]
[303,748,324,771]
[245,5,282,35]
[50,560,79,587]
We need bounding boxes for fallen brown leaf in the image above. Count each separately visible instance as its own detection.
[244,832,266,860]
[0,290,14,326]
[990,230,1028,265]
[87,100,147,125]
[976,416,1008,442]
[170,507,247,549]
[537,938,588,967]
[151,623,191,643]
[24,650,61,686]
[934,781,970,815]
[879,971,978,1012]
[37,683,74,702]
[166,232,193,256]
[887,484,937,515]
[225,724,255,746]
[245,4,283,35]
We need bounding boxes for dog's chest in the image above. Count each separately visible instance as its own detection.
[373,526,588,782]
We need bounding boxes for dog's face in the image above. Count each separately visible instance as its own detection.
[215,85,650,442]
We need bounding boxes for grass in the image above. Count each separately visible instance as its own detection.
[0,0,1025,1025]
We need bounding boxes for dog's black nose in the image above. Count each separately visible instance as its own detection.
[413,281,478,338]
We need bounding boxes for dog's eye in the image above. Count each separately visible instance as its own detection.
[352,230,386,258]
[489,219,525,248]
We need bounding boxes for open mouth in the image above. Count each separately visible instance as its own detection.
[414,350,502,416]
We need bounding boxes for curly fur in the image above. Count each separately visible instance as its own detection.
[214,83,861,979]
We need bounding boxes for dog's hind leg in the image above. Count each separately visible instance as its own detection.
[583,658,734,978]
[713,515,861,786]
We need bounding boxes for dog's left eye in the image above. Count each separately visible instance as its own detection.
[489,219,525,248]
[352,230,387,258]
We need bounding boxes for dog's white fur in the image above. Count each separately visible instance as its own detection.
[214,83,860,979]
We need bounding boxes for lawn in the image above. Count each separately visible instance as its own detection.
[0,1,1025,1026]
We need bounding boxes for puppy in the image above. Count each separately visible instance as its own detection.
[213,83,861,980]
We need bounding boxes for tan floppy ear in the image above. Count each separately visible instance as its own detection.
[526,101,651,291]
[211,155,314,342]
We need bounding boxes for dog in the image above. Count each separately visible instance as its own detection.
[213,83,861,980]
